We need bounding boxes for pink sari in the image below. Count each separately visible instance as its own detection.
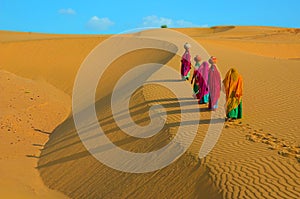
[192,64,201,99]
[181,50,191,77]
[197,61,210,100]
[208,65,221,109]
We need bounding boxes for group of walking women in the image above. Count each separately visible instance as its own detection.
[180,42,243,120]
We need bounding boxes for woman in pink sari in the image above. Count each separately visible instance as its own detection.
[181,43,192,80]
[208,56,221,110]
[198,61,210,104]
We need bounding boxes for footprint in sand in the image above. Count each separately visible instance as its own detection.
[224,121,300,163]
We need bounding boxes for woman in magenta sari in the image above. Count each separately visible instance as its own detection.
[181,43,192,80]
[208,56,221,110]
[191,55,202,99]
[198,61,210,104]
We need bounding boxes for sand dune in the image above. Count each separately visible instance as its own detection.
[0,70,70,198]
[0,26,299,198]
[0,33,107,94]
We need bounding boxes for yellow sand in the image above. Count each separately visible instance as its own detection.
[0,26,299,198]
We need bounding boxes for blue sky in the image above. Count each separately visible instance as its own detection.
[0,0,299,34]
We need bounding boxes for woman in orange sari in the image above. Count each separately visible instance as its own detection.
[223,68,243,120]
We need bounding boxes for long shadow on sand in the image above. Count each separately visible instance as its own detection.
[37,114,223,169]
[36,91,222,165]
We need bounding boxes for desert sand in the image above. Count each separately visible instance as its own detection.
[0,26,299,198]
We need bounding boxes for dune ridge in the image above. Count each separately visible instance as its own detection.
[0,26,300,198]
[36,35,222,198]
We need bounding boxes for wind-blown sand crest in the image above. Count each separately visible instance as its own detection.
[0,27,299,198]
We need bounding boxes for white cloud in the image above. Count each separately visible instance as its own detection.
[86,16,114,31]
[142,15,173,27]
[86,16,115,31]
[141,15,200,28]
[175,20,196,27]
[58,8,76,15]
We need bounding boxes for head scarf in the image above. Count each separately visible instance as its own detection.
[194,55,201,69]
[209,56,217,64]
[223,68,243,114]
[194,55,201,62]
[184,42,191,50]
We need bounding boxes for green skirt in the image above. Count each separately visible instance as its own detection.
[227,101,243,119]
[193,83,199,95]
[184,71,191,79]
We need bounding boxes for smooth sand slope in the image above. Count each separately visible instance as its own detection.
[0,26,299,198]
[0,70,70,198]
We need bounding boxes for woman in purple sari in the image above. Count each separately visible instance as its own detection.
[198,61,210,104]
[181,43,191,80]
